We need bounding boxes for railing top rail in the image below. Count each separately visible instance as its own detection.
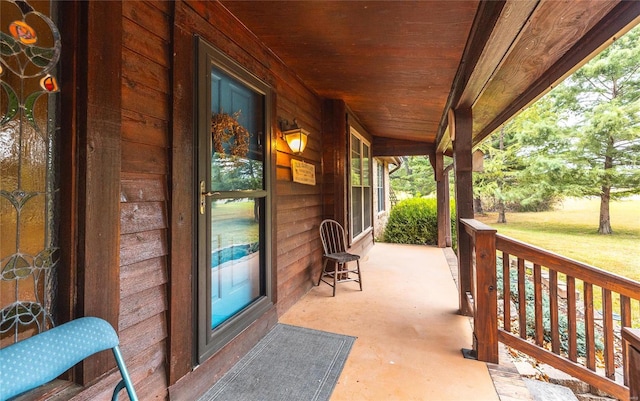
[496,233,640,299]
[460,218,497,233]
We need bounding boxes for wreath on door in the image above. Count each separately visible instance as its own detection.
[211,111,249,157]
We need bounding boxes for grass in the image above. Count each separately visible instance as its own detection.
[476,197,640,281]
[477,197,640,329]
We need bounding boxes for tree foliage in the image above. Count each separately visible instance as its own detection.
[389,156,437,198]
[474,97,571,220]
[552,25,640,233]
[475,25,640,232]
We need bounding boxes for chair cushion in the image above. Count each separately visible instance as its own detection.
[325,252,360,263]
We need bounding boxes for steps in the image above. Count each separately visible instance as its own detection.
[524,378,579,401]
[514,361,618,401]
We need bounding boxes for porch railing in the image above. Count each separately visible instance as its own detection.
[461,218,640,401]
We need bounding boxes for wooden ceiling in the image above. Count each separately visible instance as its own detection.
[221,1,640,154]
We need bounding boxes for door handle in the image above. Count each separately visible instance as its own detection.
[200,181,220,214]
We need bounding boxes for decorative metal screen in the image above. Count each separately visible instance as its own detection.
[0,0,61,346]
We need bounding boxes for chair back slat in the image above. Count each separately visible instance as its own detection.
[320,219,347,255]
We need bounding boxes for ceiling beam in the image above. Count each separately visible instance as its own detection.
[372,137,434,157]
[474,1,640,146]
[435,0,506,152]
[457,0,540,109]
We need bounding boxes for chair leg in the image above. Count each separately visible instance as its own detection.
[111,346,138,401]
[333,263,339,296]
[356,260,362,291]
[318,259,328,286]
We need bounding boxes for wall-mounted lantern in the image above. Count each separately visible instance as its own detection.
[279,118,309,154]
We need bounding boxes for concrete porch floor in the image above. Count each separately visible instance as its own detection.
[279,243,501,401]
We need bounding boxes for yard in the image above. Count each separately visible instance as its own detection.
[476,197,640,281]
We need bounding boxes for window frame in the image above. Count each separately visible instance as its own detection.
[376,161,385,214]
[349,127,372,242]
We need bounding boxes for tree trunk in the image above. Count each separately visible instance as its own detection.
[599,186,612,234]
[497,198,506,224]
[474,197,484,215]
[496,127,506,224]
[598,137,614,234]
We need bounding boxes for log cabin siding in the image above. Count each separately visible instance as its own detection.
[63,0,370,397]
[119,0,172,398]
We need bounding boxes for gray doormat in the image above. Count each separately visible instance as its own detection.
[199,324,356,401]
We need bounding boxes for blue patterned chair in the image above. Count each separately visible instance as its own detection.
[0,317,138,401]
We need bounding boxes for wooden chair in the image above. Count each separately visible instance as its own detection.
[318,219,363,296]
[0,316,138,401]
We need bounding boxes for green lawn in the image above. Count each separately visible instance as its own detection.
[475,197,640,281]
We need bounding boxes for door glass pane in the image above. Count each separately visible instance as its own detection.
[210,198,261,329]
[211,69,264,192]
[207,64,265,331]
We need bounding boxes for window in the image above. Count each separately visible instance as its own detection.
[1,0,61,345]
[377,162,385,213]
[196,39,273,362]
[350,128,371,240]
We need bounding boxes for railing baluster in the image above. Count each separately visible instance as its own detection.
[493,230,640,399]
[621,295,631,386]
[603,288,615,380]
[567,276,577,362]
[518,257,527,339]
[584,283,595,371]
[549,270,559,354]
[503,252,511,332]
[533,264,543,346]
[621,295,632,328]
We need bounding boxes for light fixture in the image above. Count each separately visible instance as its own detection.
[279,118,309,154]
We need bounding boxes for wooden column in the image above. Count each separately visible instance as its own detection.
[71,0,122,383]
[452,108,474,316]
[169,2,195,383]
[435,152,451,248]
[461,219,499,364]
[321,99,348,225]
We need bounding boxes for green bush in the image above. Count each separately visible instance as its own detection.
[383,198,455,245]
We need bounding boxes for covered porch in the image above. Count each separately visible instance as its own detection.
[281,242,514,401]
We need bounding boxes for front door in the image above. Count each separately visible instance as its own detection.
[197,40,272,361]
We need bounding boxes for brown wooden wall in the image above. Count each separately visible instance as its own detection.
[118,1,172,399]
[168,0,327,398]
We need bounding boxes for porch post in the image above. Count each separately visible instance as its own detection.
[623,328,640,400]
[451,108,474,316]
[435,152,451,248]
[464,220,498,364]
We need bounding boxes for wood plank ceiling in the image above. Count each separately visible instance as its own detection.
[221,1,640,155]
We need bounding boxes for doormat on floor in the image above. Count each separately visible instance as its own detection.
[198,324,356,401]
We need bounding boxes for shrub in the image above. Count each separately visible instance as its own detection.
[383,198,455,245]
